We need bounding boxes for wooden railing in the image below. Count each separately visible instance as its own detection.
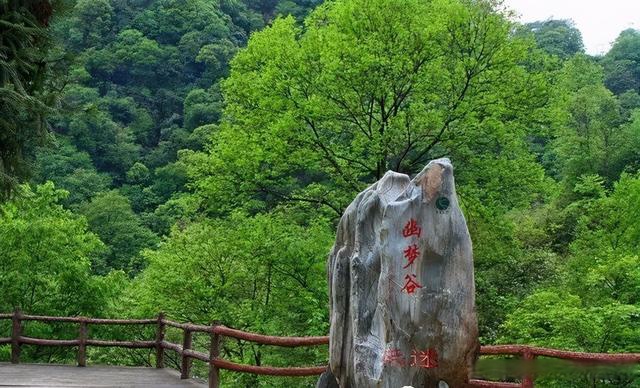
[0,309,638,387]
[0,309,328,387]
[470,345,640,388]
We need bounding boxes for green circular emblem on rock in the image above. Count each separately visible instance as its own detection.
[435,196,450,211]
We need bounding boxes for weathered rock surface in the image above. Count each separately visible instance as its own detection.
[323,158,478,388]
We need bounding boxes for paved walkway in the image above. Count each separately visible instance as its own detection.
[0,364,206,387]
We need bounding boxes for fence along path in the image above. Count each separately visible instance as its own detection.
[0,309,638,387]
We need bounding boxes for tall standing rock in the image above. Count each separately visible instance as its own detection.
[325,158,478,388]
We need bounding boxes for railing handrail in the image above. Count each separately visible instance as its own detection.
[0,309,329,387]
[1,310,638,387]
[0,313,330,345]
[212,325,329,346]
[480,345,640,363]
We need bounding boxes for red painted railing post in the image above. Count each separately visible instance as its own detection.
[522,349,534,388]
[77,318,88,367]
[155,312,165,368]
[209,322,221,388]
[181,328,193,379]
[11,307,22,364]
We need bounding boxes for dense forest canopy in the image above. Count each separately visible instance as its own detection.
[1,0,639,386]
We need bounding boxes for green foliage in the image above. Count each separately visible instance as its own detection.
[79,191,159,274]
[190,0,552,219]
[555,85,623,184]
[53,85,141,179]
[183,88,222,130]
[126,162,150,185]
[501,174,640,354]
[32,140,112,205]
[31,0,321,214]
[150,161,188,201]
[143,192,199,235]
[133,0,232,46]
[4,0,640,384]
[524,19,584,59]
[0,0,59,197]
[21,0,324,284]
[0,182,110,315]
[70,0,114,49]
[498,176,640,386]
[133,212,332,331]
[603,29,640,94]
[571,173,640,259]
[127,212,332,386]
[89,28,179,86]
[551,54,640,190]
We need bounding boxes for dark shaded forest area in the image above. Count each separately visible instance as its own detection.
[1,0,639,386]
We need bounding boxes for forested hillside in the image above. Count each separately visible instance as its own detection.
[29,0,320,274]
[1,0,639,386]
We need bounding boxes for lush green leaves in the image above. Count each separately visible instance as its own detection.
[191,0,553,221]
[79,191,159,274]
[604,29,640,94]
[126,212,332,386]
[2,1,640,384]
[524,20,584,59]
[501,174,640,354]
[0,183,109,315]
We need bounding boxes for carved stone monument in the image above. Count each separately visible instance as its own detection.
[321,158,478,388]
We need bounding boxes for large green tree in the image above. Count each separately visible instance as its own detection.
[603,29,640,95]
[187,0,552,218]
[181,0,561,343]
[79,191,159,274]
[0,182,129,363]
[524,19,584,59]
[0,182,117,315]
[127,212,332,386]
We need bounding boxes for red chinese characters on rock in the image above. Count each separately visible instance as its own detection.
[383,348,438,369]
[383,348,405,367]
[401,274,422,294]
[402,219,422,238]
[402,243,420,269]
[400,219,423,294]
[410,348,438,368]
